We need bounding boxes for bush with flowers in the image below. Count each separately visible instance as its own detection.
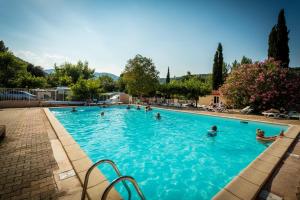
[220,58,300,111]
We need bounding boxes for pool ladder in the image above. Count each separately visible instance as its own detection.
[81,159,146,200]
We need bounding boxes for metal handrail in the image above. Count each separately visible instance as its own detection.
[81,159,131,200]
[101,176,146,200]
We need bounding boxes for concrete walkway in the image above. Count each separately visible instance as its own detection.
[258,139,300,200]
[0,108,59,199]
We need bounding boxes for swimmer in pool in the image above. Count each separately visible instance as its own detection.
[256,129,284,142]
[71,107,77,112]
[207,125,217,137]
[156,113,161,120]
[100,111,104,116]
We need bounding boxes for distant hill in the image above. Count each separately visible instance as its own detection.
[94,72,119,80]
[159,74,211,83]
[43,69,119,80]
[44,69,54,74]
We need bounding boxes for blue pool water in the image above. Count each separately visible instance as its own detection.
[50,106,287,200]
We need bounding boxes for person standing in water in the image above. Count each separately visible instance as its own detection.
[207,125,217,137]
[156,113,161,120]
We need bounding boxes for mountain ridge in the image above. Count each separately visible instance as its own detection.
[44,68,119,80]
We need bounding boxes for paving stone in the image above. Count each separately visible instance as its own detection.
[0,108,59,199]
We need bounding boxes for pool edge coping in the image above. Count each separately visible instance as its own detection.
[43,108,122,200]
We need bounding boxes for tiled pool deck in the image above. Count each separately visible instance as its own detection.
[0,108,59,199]
[0,107,299,199]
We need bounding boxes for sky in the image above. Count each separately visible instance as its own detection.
[0,0,299,77]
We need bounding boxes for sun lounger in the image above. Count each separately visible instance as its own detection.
[288,111,300,120]
[262,112,279,118]
[240,106,254,114]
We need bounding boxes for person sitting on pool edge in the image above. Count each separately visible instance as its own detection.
[156,113,161,120]
[256,129,284,142]
[207,125,217,137]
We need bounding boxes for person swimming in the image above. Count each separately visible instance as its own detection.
[156,113,161,120]
[71,107,77,112]
[100,111,104,116]
[126,105,131,109]
[145,105,152,111]
[207,125,217,137]
[137,105,141,110]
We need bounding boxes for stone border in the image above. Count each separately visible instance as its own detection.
[151,105,293,127]
[151,106,300,199]
[43,108,121,200]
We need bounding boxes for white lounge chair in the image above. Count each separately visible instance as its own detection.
[240,106,254,114]
[288,111,300,120]
[262,108,280,118]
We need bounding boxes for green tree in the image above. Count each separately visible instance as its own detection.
[212,43,224,90]
[0,40,8,52]
[241,56,252,65]
[116,73,127,92]
[0,51,27,87]
[98,75,116,92]
[27,64,45,77]
[14,73,47,88]
[158,75,211,106]
[268,9,289,68]
[166,67,170,84]
[80,61,95,79]
[231,60,239,71]
[71,79,100,100]
[268,26,278,59]
[50,61,95,86]
[183,77,211,107]
[222,62,230,82]
[122,54,159,96]
[277,9,289,68]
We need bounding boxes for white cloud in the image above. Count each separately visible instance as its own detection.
[15,50,70,68]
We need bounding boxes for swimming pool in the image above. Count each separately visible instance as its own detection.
[50,106,287,200]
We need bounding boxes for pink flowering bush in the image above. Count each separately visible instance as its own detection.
[220,59,300,111]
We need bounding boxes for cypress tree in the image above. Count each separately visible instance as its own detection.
[166,67,170,84]
[268,9,289,68]
[212,43,223,90]
[217,43,223,85]
[0,40,8,52]
[277,9,289,68]
[268,26,278,59]
[212,51,219,90]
